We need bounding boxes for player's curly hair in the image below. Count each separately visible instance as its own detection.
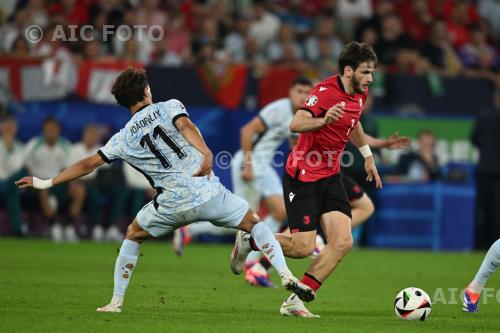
[111,67,149,108]
[338,41,378,75]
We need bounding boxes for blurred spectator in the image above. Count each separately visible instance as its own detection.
[81,40,114,63]
[32,24,76,90]
[399,0,433,44]
[24,0,48,29]
[136,0,168,27]
[276,0,312,36]
[0,116,26,236]
[113,9,153,64]
[374,14,415,72]
[48,0,88,26]
[24,117,82,242]
[460,26,499,84]
[359,26,377,46]
[0,9,29,54]
[337,0,373,38]
[267,23,303,63]
[479,0,500,37]
[151,11,192,66]
[420,20,462,76]
[355,0,395,38]
[304,15,343,64]
[248,0,280,48]
[471,109,500,249]
[224,14,250,64]
[337,0,373,20]
[397,129,442,182]
[7,36,32,59]
[311,37,340,79]
[446,0,474,48]
[68,124,123,242]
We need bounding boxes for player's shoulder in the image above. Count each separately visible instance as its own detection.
[25,136,44,151]
[261,98,292,114]
[157,99,187,112]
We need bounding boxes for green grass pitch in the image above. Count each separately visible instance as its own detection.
[1,239,499,333]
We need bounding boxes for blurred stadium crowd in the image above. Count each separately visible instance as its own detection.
[0,0,499,243]
[0,0,499,91]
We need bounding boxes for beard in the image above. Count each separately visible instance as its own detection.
[351,75,365,94]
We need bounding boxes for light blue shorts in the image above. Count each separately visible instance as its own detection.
[136,188,249,237]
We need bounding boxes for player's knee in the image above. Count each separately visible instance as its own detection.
[331,235,353,256]
[292,239,316,258]
[125,223,144,242]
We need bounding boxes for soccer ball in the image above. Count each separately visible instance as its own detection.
[394,287,432,321]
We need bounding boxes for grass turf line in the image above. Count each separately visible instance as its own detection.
[0,239,499,333]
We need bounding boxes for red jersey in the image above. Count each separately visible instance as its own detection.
[286,75,368,182]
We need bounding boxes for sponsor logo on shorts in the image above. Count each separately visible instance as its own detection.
[289,192,295,202]
[303,215,311,225]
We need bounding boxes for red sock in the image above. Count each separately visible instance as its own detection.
[300,273,322,292]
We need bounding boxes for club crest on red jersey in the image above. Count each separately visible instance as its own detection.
[305,95,318,106]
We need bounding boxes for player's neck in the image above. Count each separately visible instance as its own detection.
[130,101,152,115]
[340,75,355,96]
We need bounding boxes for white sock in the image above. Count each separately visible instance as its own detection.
[250,222,288,275]
[113,239,140,300]
[470,239,500,294]
[245,215,283,263]
[263,215,282,233]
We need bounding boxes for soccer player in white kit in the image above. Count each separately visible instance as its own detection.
[173,78,313,255]
[15,68,314,313]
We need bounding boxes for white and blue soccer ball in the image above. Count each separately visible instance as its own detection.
[394,287,432,321]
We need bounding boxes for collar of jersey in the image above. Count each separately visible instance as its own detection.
[135,104,152,114]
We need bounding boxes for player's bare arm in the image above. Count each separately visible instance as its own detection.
[349,122,382,189]
[364,132,411,150]
[239,117,266,182]
[289,104,344,133]
[175,116,213,178]
[15,153,105,189]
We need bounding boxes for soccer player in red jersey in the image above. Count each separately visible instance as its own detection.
[276,41,382,317]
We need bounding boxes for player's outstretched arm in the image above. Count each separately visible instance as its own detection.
[290,104,344,133]
[349,122,382,189]
[364,132,411,150]
[15,153,105,189]
[175,116,213,178]
[239,117,266,181]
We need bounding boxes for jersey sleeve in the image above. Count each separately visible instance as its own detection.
[164,99,189,130]
[258,102,283,128]
[98,131,124,163]
[302,89,334,117]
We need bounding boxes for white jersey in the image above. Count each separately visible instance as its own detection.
[25,137,71,179]
[244,98,294,175]
[0,139,25,180]
[69,143,101,181]
[99,99,223,214]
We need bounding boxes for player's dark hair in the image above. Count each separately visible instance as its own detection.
[338,41,378,75]
[111,67,149,108]
[42,116,60,127]
[291,77,313,87]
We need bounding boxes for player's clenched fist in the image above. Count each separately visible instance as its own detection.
[323,103,344,125]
